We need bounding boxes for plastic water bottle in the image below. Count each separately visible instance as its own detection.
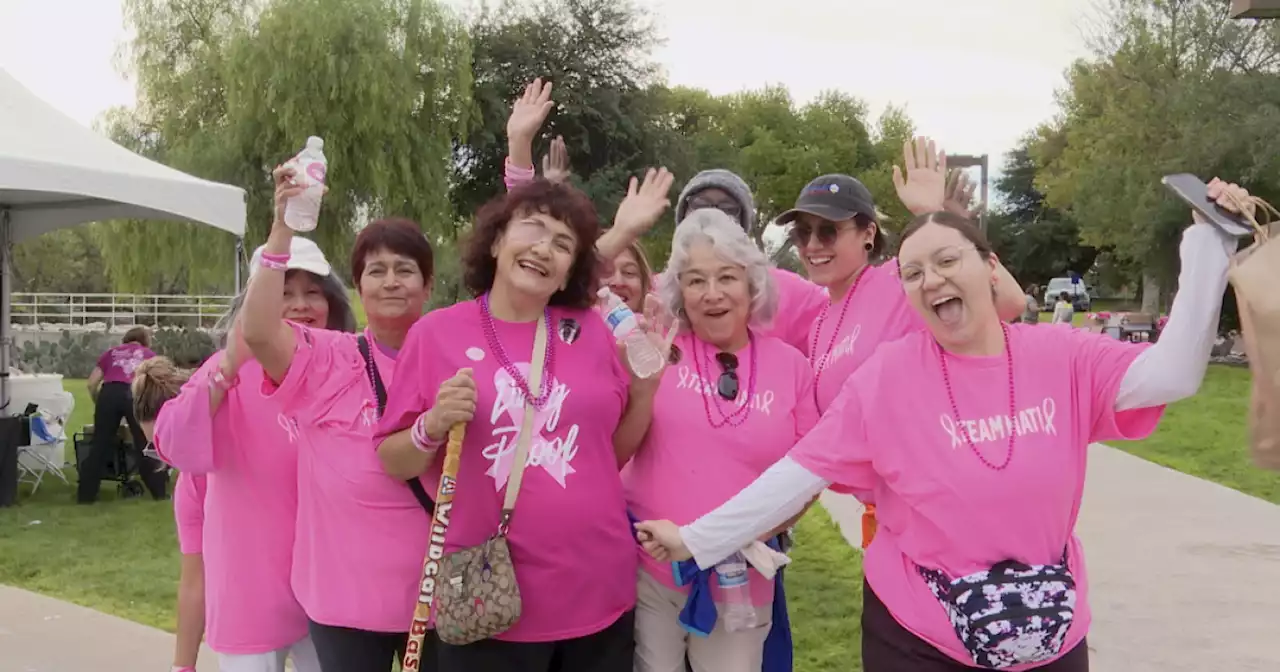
[597,288,664,379]
[715,552,757,632]
[283,136,327,232]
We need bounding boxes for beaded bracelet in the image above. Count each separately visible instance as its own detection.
[259,251,291,272]
[410,411,444,454]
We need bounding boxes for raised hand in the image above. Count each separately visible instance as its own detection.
[271,164,306,226]
[507,78,555,144]
[892,136,947,216]
[634,519,692,562]
[943,168,982,219]
[542,136,571,184]
[614,168,675,236]
[1205,177,1256,221]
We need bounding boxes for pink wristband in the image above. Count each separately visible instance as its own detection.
[210,368,238,392]
[173,666,197,672]
[410,412,444,453]
[258,251,290,272]
[504,157,535,176]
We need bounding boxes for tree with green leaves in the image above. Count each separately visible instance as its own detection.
[1034,0,1280,311]
[985,134,1098,289]
[453,0,662,222]
[101,0,472,292]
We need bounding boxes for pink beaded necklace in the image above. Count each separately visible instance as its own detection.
[808,264,870,406]
[478,294,556,410]
[691,333,758,429]
[936,322,1017,470]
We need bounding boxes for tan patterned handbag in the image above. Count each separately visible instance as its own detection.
[433,314,547,645]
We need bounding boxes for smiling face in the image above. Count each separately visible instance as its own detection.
[282,271,331,328]
[792,212,875,291]
[359,247,430,329]
[898,221,1002,353]
[492,210,579,305]
[679,241,752,351]
[606,248,646,312]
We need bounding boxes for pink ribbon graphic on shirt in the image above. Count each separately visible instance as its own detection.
[482,365,577,490]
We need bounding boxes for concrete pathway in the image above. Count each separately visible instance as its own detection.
[0,585,218,672]
[820,443,1280,672]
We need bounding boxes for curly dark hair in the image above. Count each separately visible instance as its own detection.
[462,179,602,310]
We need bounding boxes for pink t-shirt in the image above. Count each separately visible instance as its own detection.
[173,473,208,555]
[788,324,1164,669]
[763,268,828,355]
[97,342,156,384]
[154,357,308,654]
[807,259,925,412]
[375,299,636,642]
[624,331,818,606]
[265,324,430,634]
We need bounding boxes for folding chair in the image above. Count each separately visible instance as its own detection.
[17,413,70,494]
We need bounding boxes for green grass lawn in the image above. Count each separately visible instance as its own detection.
[1118,364,1280,504]
[0,378,866,671]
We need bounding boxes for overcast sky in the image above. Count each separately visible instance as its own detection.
[0,0,1095,176]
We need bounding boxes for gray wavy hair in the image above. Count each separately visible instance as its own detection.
[657,208,778,328]
[212,270,357,348]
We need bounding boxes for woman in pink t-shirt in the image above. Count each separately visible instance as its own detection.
[619,208,819,671]
[638,180,1247,671]
[132,357,205,672]
[374,175,671,672]
[153,235,354,672]
[236,165,441,672]
[778,140,1028,548]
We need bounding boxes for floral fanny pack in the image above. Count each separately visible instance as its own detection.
[916,548,1076,670]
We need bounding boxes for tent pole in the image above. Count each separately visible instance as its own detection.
[0,208,11,416]
[235,237,243,295]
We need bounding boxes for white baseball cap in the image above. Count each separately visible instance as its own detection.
[249,237,332,278]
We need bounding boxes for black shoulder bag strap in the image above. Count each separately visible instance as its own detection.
[358,335,435,516]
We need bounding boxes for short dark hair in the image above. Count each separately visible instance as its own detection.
[899,211,993,260]
[351,218,434,287]
[122,326,152,348]
[462,179,602,310]
[1060,291,1071,301]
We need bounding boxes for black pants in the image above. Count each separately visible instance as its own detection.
[77,382,167,503]
[862,580,1089,672]
[309,620,431,672]
[436,609,635,672]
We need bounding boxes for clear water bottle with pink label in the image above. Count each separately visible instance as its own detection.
[283,136,327,232]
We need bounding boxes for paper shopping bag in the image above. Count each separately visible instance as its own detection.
[1227,205,1280,471]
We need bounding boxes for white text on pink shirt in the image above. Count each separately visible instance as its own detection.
[483,364,580,489]
[939,398,1058,449]
[672,365,776,415]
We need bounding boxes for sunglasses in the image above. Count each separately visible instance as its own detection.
[714,352,739,401]
[689,199,743,219]
[788,220,851,248]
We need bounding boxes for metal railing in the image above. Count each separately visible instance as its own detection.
[9,293,234,329]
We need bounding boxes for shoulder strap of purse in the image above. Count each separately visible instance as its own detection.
[497,312,548,532]
[358,334,435,516]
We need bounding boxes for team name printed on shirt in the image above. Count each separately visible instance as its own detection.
[673,365,776,415]
[482,364,581,489]
[938,398,1058,449]
[812,323,861,375]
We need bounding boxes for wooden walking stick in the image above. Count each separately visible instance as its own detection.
[402,422,466,670]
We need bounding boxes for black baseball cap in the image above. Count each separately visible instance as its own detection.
[775,174,878,225]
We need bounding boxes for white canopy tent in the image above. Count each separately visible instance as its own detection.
[0,68,247,412]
